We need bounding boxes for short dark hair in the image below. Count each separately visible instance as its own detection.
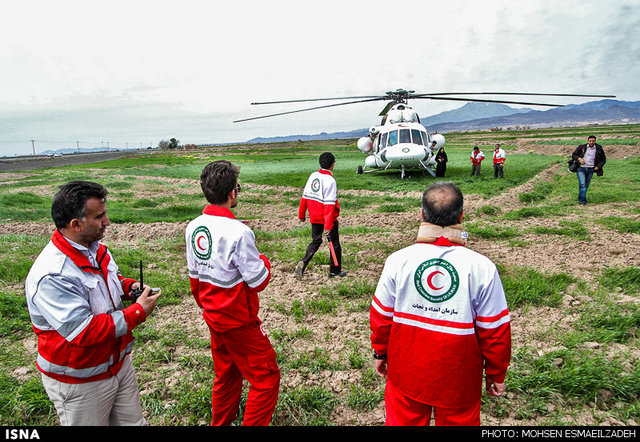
[319,152,335,170]
[588,135,597,140]
[422,181,464,227]
[200,160,240,205]
[51,181,108,229]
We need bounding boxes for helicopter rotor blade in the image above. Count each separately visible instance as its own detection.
[379,102,396,116]
[250,95,385,105]
[234,90,617,122]
[233,97,386,123]
[411,92,616,99]
[410,96,564,107]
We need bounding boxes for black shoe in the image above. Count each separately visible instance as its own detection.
[295,261,305,280]
[329,271,347,278]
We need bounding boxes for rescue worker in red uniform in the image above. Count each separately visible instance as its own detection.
[493,143,506,179]
[370,181,511,426]
[295,152,345,279]
[470,146,485,176]
[25,180,161,426]
[186,160,280,426]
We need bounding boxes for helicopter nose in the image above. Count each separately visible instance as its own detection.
[385,144,428,161]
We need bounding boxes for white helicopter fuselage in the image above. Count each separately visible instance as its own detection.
[356,104,445,177]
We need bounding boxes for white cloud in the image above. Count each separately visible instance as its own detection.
[0,0,638,155]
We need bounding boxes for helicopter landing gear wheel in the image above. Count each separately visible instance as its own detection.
[356,165,363,175]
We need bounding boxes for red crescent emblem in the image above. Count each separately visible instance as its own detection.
[427,270,444,290]
[197,235,206,251]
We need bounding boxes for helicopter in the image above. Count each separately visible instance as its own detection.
[234,89,615,178]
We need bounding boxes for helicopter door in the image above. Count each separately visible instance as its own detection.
[380,132,388,152]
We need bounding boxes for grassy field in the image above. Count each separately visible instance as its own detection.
[1,125,639,426]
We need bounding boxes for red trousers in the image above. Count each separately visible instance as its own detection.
[209,322,280,426]
[385,381,480,426]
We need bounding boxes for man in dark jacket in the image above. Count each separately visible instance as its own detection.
[571,135,606,205]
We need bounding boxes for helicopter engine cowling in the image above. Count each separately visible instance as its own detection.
[386,105,420,124]
[357,137,373,154]
[429,133,445,151]
[365,155,381,168]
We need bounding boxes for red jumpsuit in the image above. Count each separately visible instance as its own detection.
[186,205,280,426]
[370,235,511,425]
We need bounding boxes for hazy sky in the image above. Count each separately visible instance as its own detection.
[1,0,638,156]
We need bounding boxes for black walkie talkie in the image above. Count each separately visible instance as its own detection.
[130,260,144,303]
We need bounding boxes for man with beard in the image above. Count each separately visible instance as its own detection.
[572,135,606,205]
[25,180,161,425]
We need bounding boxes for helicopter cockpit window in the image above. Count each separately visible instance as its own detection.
[388,131,398,146]
[411,129,425,145]
[380,132,388,148]
[399,129,411,144]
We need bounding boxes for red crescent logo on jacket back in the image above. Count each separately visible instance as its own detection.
[192,226,212,260]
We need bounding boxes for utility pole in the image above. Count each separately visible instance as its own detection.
[30,140,36,155]
[76,141,80,153]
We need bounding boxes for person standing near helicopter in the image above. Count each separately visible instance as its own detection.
[470,146,485,176]
[295,152,345,279]
[493,143,506,179]
[435,147,448,178]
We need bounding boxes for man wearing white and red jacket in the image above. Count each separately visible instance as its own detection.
[186,160,279,426]
[493,143,506,178]
[25,181,161,426]
[296,152,345,279]
[470,146,485,176]
[370,182,511,426]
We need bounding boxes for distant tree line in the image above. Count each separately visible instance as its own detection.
[490,125,532,132]
[158,138,180,150]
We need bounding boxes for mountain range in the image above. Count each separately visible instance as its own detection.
[245,99,640,143]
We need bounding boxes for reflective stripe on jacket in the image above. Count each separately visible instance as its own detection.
[370,237,511,408]
[186,205,271,332]
[298,169,340,230]
[25,230,144,383]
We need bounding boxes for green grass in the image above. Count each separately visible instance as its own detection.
[599,267,640,295]
[0,235,50,285]
[499,266,575,308]
[0,375,56,425]
[507,347,640,421]
[0,292,31,337]
[596,216,640,234]
[576,301,640,344]
[466,224,521,240]
[531,220,591,240]
[275,386,339,426]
